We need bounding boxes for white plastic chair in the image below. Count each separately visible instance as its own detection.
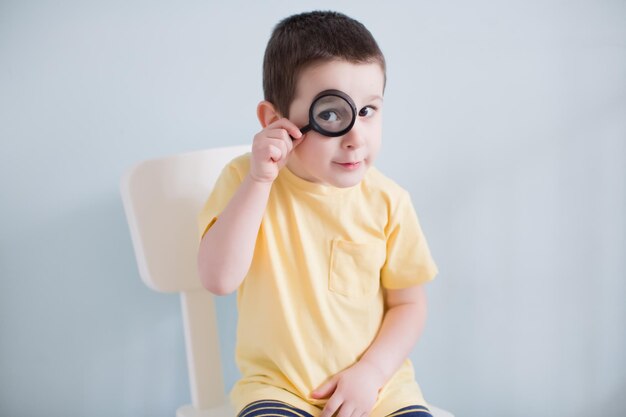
[120,145,454,417]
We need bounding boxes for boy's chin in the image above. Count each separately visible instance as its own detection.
[329,171,367,188]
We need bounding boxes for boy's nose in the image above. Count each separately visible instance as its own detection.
[341,123,365,149]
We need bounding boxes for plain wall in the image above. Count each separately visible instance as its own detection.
[1,1,624,416]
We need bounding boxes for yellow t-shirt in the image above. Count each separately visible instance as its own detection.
[198,153,438,417]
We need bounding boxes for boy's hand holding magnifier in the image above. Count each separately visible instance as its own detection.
[250,89,358,183]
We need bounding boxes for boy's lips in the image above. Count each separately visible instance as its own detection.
[334,161,362,170]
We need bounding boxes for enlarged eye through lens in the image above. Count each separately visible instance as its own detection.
[317,110,339,122]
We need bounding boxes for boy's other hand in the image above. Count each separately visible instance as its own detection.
[311,360,385,417]
[250,118,304,183]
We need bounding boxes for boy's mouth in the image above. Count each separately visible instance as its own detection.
[334,161,362,170]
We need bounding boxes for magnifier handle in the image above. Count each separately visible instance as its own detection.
[291,124,310,140]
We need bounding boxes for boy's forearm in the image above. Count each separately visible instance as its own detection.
[358,286,427,384]
[198,174,272,295]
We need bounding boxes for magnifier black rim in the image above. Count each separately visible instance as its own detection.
[308,89,357,137]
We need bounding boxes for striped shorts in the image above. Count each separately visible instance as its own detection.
[237,400,433,417]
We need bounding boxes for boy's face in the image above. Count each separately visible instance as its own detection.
[286,60,385,188]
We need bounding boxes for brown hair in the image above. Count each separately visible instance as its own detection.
[263,11,386,117]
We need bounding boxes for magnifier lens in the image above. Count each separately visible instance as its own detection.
[312,96,353,132]
[307,91,356,137]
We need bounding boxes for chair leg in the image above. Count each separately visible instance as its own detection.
[180,291,227,409]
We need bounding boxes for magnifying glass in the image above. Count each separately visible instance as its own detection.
[298,89,357,138]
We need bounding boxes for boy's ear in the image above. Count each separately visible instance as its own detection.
[257,100,282,128]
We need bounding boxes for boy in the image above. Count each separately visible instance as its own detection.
[197,11,438,417]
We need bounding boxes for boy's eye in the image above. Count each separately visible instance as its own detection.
[358,106,375,117]
[318,110,340,122]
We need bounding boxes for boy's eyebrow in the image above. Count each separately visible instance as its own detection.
[365,94,384,103]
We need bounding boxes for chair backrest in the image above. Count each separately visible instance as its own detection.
[121,145,250,293]
[120,145,249,411]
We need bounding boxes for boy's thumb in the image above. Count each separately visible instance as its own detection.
[310,376,338,399]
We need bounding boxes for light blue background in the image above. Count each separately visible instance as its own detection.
[1,1,624,416]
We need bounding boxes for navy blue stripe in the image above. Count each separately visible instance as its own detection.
[386,405,433,417]
[240,401,432,417]
[238,400,314,417]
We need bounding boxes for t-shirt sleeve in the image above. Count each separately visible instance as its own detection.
[381,191,438,289]
[197,154,247,241]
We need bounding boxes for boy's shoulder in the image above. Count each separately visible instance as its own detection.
[223,152,252,178]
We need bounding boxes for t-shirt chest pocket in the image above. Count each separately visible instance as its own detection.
[329,238,387,298]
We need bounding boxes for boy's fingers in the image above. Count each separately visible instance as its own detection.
[274,130,294,154]
[268,118,302,140]
[319,395,342,417]
[268,144,282,162]
[258,135,285,156]
[268,127,301,158]
[272,138,291,161]
[338,405,356,417]
[311,376,338,399]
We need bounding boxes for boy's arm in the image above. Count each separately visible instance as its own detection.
[197,175,272,295]
[197,117,303,295]
[312,285,427,417]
